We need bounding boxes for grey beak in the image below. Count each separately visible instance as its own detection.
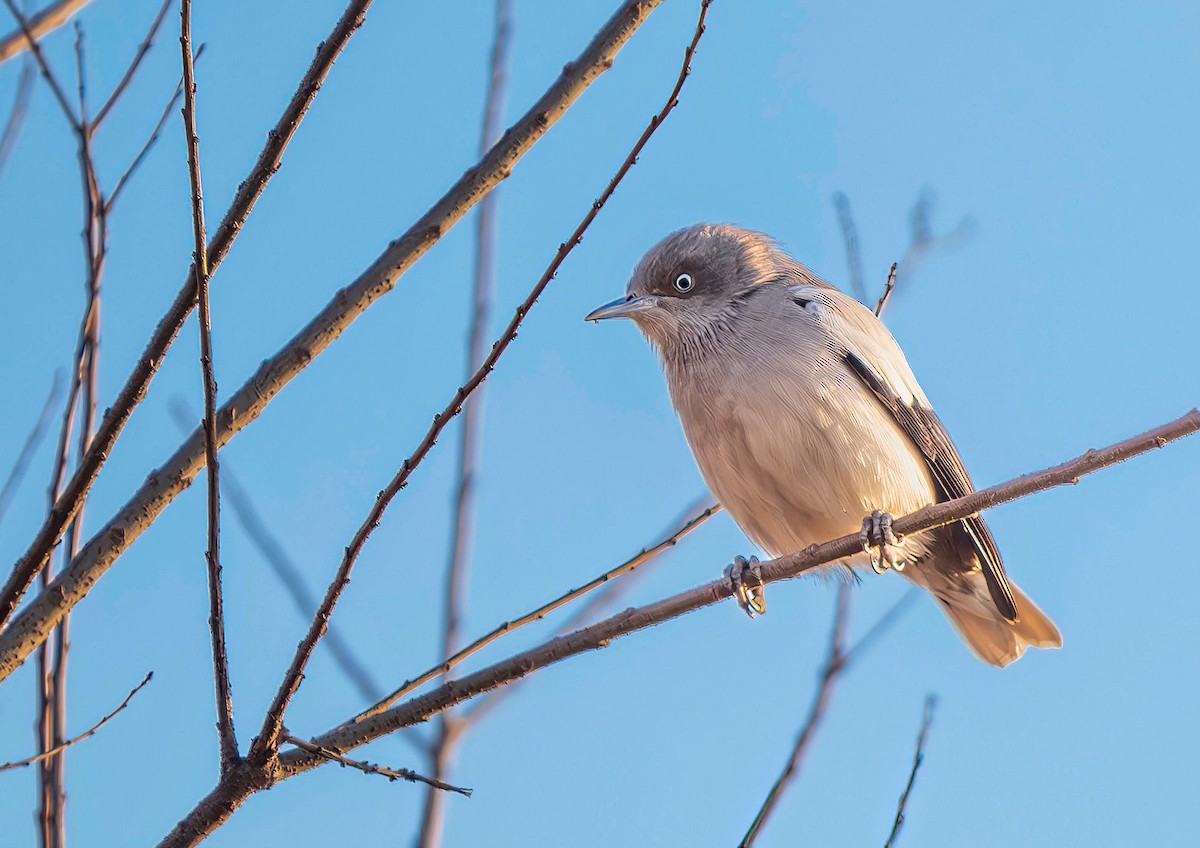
[585,294,659,322]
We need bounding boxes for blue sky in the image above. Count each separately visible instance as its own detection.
[1,1,1198,845]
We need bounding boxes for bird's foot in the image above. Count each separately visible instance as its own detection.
[723,555,767,618]
[860,510,906,574]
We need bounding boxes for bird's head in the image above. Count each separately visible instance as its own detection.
[585,224,807,352]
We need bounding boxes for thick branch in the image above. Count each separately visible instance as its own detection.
[0,0,376,628]
[0,0,666,667]
[181,0,237,772]
[0,0,92,65]
[275,410,1200,774]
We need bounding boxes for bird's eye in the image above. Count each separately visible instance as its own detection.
[673,273,694,293]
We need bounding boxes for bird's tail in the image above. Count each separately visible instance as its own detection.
[938,580,1061,668]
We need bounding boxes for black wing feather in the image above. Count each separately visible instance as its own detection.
[843,350,1018,622]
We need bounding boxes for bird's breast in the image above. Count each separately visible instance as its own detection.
[664,345,936,558]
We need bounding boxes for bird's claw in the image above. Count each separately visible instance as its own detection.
[860,510,906,574]
[723,555,766,618]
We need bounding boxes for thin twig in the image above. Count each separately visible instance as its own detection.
[0,373,62,529]
[832,191,865,304]
[360,504,721,724]
[0,0,91,65]
[884,696,936,848]
[875,262,897,318]
[106,45,201,215]
[417,2,513,843]
[275,409,1200,773]
[2,672,152,771]
[740,587,851,846]
[91,0,171,132]
[251,0,712,764]
[165,399,389,711]
[878,193,972,318]
[0,53,34,178]
[460,495,714,726]
[282,734,470,796]
[738,586,920,845]
[181,0,237,773]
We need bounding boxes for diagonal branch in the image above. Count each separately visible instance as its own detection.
[0,0,667,650]
[181,0,237,773]
[0,0,377,629]
[0,0,78,129]
[2,672,151,771]
[884,696,936,848]
[282,734,470,796]
[740,586,851,847]
[0,53,34,178]
[275,409,1200,774]
[0,0,92,66]
[459,496,715,727]
[251,0,708,763]
[360,504,720,724]
[106,45,200,215]
[0,373,62,530]
[91,0,171,132]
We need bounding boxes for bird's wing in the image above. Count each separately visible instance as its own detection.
[841,347,1018,622]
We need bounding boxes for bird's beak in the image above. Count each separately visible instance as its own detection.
[584,294,659,322]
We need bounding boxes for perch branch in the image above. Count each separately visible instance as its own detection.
[275,409,1200,773]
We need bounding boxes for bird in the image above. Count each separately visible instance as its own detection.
[585,223,1061,667]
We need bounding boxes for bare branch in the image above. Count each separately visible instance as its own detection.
[884,696,936,848]
[0,0,78,129]
[91,0,172,132]
[0,373,62,530]
[282,734,470,797]
[0,53,34,178]
[250,0,708,763]
[418,1,513,842]
[2,672,151,771]
[165,397,387,708]
[106,45,201,215]
[276,409,1200,773]
[880,192,973,317]
[832,191,865,303]
[740,586,851,847]
[180,0,237,773]
[360,504,720,724]
[0,0,91,65]
[460,495,714,727]
[875,261,897,318]
[0,0,667,644]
